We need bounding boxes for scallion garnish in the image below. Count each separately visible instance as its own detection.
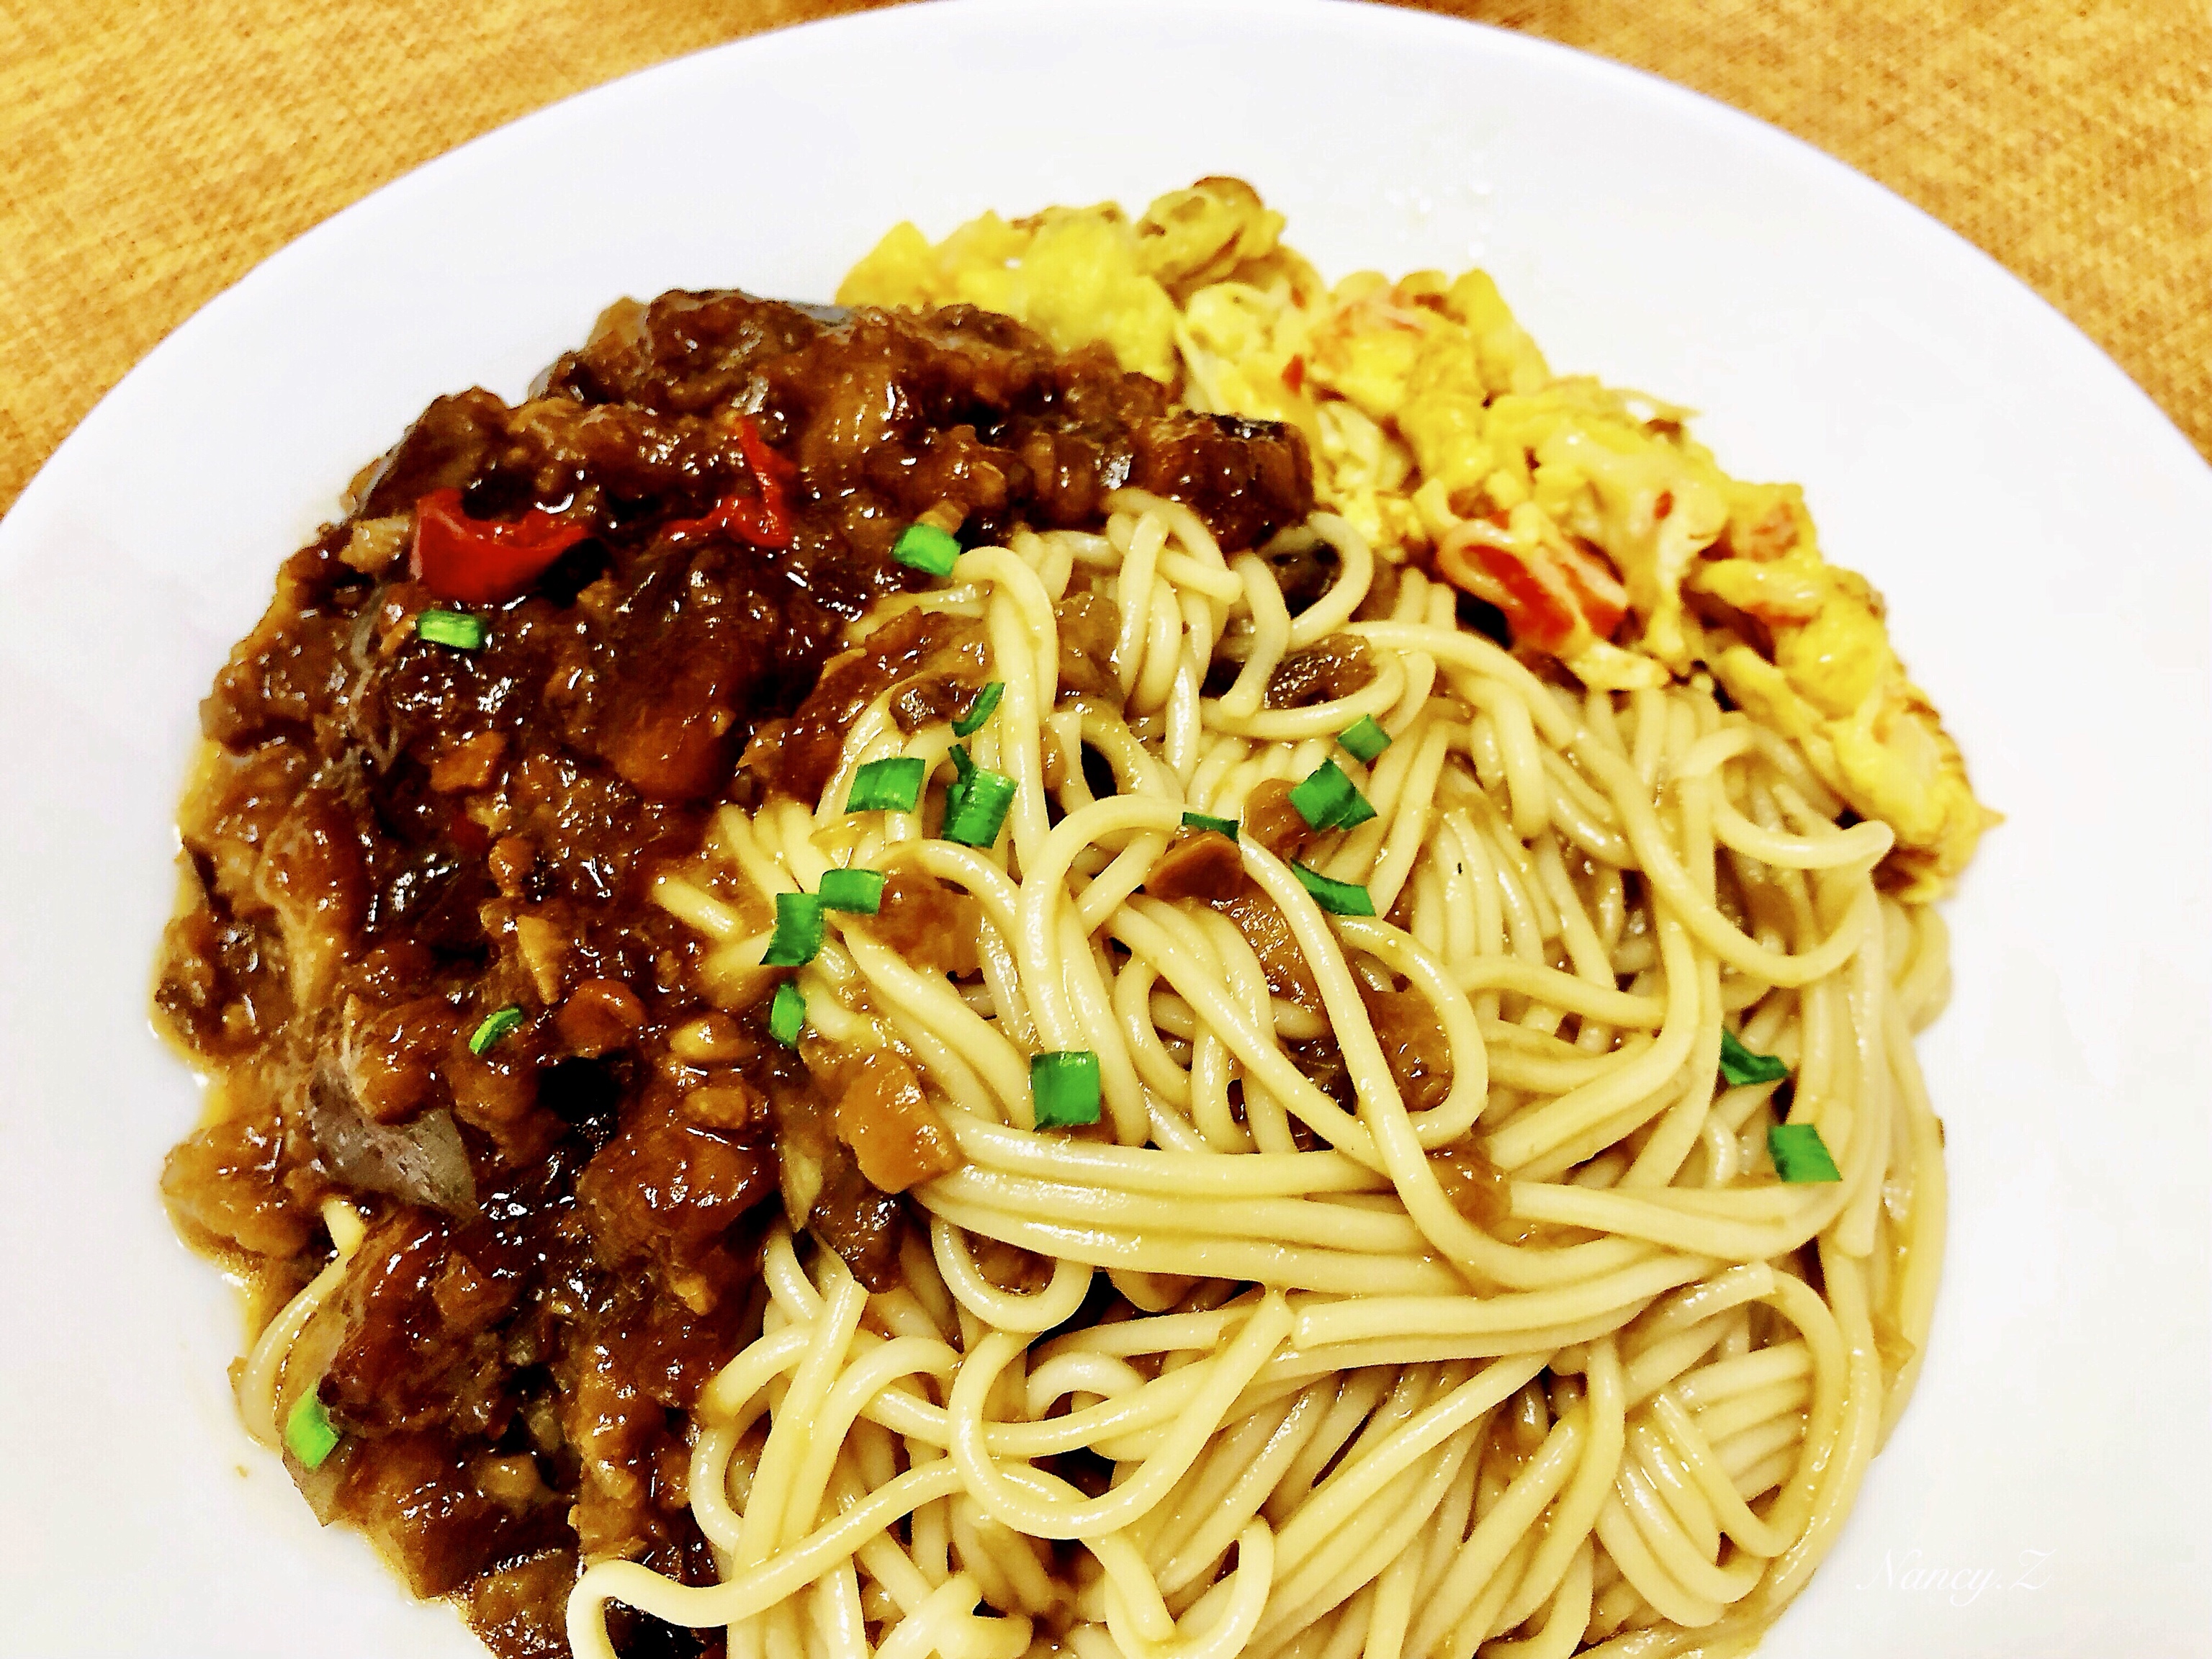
[948,742,976,783]
[892,523,962,578]
[284,1393,340,1469]
[953,681,1004,737]
[416,609,487,650]
[1339,715,1393,763]
[761,891,826,967]
[769,979,806,1047]
[1720,1029,1790,1087]
[819,868,886,914]
[1767,1122,1842,1183]
[1290,861,1376,917]
[1287,759,1377,833]
[943,765,1016,848]
[1181,811,1239,840]
[846,756,927,814]
[468,1006,524,1056]
[1031,1050,1102,1130]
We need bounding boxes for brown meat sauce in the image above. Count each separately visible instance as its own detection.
[153,291,1313,1656]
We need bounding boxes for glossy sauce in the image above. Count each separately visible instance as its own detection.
[153,289,1313,1656]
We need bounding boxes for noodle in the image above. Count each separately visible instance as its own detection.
[550,493,1948,1659]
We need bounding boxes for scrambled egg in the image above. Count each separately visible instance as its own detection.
[839,180,1993,896]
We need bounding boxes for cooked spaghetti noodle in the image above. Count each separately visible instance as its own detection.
[561,492,1950,1659]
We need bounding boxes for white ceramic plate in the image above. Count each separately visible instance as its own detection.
[2,1,2206,1653]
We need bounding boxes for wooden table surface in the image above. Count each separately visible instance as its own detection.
[2,0,2206,520]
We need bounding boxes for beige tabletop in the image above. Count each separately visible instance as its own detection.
[2,0,2206,521]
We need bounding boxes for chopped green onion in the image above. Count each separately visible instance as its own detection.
[761,891,825,966]
[1031,1051,1102,1129]
[892,522,962,577]
[416,609,487,650]
[1181,811,1239,840]
[953,681,1004,737]
[1287,759,1377,833]
[1338,715,1393,763]
[943,745,974,829]
[1767,1122,1842,1183]
[819,868,886,914]
[943,765,1016,848]
[769,980,806,1047]
[846,756,926,814]
[284,1393,340,1469]
[1719,1029,1791,1087]
[468,1006,525,1056]
[1290,861,1376,917]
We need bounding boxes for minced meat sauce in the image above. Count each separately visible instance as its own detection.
[152,290,1311,1657]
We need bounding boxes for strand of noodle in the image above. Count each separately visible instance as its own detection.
[1834,914,1894,1256]
[1290,1254,1708,1351]
[1575,737,1876,987]
[1362,719,1452,915]
[1484,914,1700,1171]
[923,1188,1461,1296]
[1105,1519,1276,1659]
[930,1166,1429,1254]
[1049,907,1154,1146]
[841,931,1028,1120]
[1621,946,1723,1187]
[1113,511,1169,696]
[1357,1541,1420,1659]
[1487,1539,1596,1659]
[1242,840,1591,1280]
[1590,1482,1726,1627]
[1251,1426,1480,1653]
[1879,997,1948,1435]
[1617,1462,1763,1609]
[1151,1393,1323,1589]
[1281,516,1374,647]
[806,1555,867,1659]
[1111,900,1385,1169]
[1221,554,1294,718]
[1108,490,1228,572]
[1454,953,1665,1024]
[1506,1183,1836,1258]
[1403,1410,1583,1655]
[956,547,1056,871]
[1115,958,1196,1108]
[1160,552,1244,605]
[1492,1339,1627,1629]
[929,1220,1094,1332]
[735,1269,868,1584]
[878,999,1002,1122]
[947,1295,1295,1539]
[1466,679,1552,842]
[1272,1354,1546,1583]
[938,1112,1378,1196]
[1092,1532,1179,1641]
[1711,791,1892,869]
[1202,651,1407,740]
[1134,582,1186,714]
[1647,1393,1791,1557]
[235,1199,365,1446]
[1020,796,1183,1050]
[570,1456,964,1654]
[1164,598,1209,783]
[1349,621,1576,746]
[1626,1414,1722,1561]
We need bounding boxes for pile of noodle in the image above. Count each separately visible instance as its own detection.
[563,492,1948,1659]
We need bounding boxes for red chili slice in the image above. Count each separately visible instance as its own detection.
[409,490,589,605]
[662,416,796,550]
